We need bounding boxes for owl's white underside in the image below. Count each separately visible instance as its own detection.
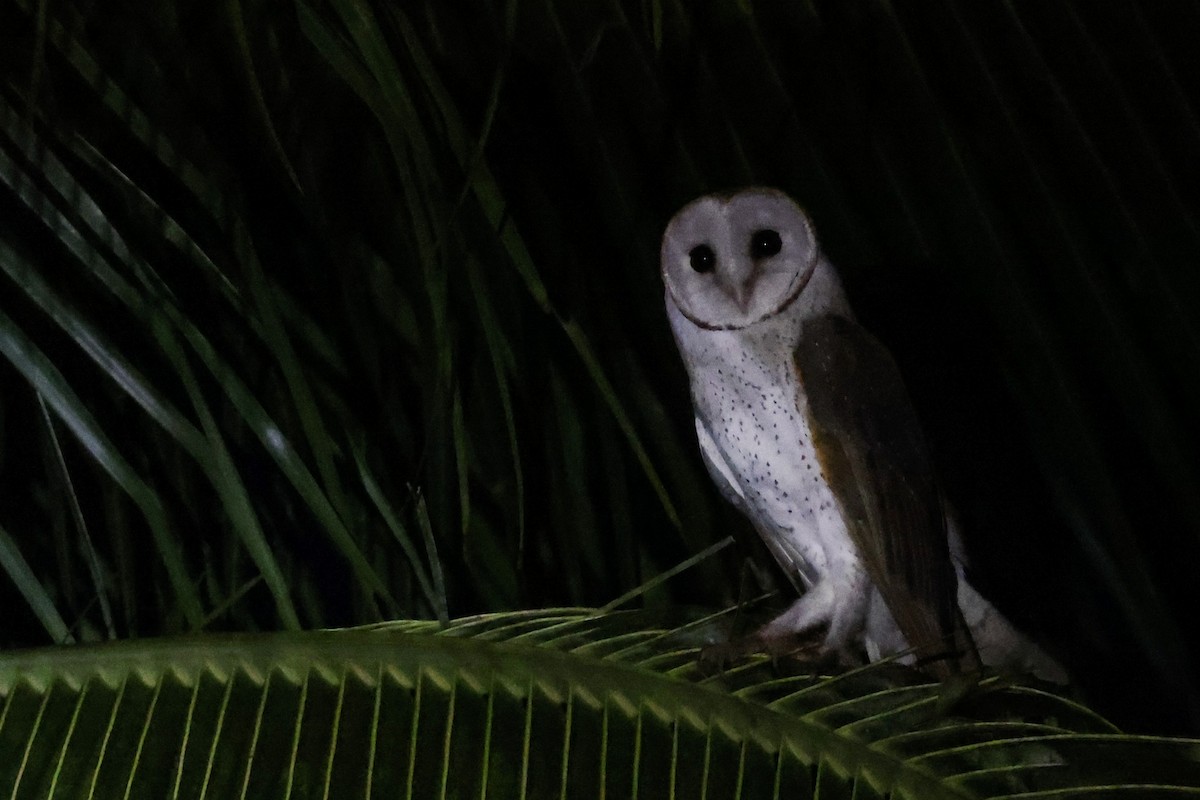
[668,254,888,649]
[662,189,1065,681]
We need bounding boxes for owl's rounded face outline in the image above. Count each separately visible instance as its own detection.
[661,187,820,331]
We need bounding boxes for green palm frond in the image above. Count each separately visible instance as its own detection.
[4,609,1197,798]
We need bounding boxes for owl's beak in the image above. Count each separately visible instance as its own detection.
[724,278,755,314]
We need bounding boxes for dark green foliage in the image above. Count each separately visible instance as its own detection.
[1,0,1199,736]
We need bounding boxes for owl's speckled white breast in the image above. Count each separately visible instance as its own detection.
[672,303,855,585]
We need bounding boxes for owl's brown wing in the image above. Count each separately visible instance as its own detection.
[794,314,979,678]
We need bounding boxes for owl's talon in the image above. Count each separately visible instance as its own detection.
[696,639,752,673]
[697,626,827,674]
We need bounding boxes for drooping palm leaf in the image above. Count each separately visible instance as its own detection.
[4,609,1198,798]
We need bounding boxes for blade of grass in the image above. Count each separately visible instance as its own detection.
[600,536,734,613]
[352,441,445,622]
[445,0,518,220]
[224,0,304,196]
[198,575,265,631]
[450,386,471,543]
[36,394,115,640]
[230,218,354,540]
[0,522,75,645]
[547,369,591,604]
[413,491,449,624]
[465,255,524,566]
[0,309,203,629]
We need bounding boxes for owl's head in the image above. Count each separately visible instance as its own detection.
[661,188,820,330]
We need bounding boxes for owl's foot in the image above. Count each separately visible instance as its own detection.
[698,602,869,676]
[760,577,868,649]
[697,626,827,675]
[743,577,872,671]
[697,627,866,679]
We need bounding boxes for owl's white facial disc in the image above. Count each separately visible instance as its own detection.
[661,187,819,330]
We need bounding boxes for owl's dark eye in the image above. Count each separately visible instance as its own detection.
[689,244,716,273]
[750,229,782,259]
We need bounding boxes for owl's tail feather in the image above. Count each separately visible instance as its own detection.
[864,587,982,681]
[957,579,1069,684]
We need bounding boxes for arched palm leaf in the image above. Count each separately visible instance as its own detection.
[2,609,1198,798]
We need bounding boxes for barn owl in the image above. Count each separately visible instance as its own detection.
[662,187,1064,681]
